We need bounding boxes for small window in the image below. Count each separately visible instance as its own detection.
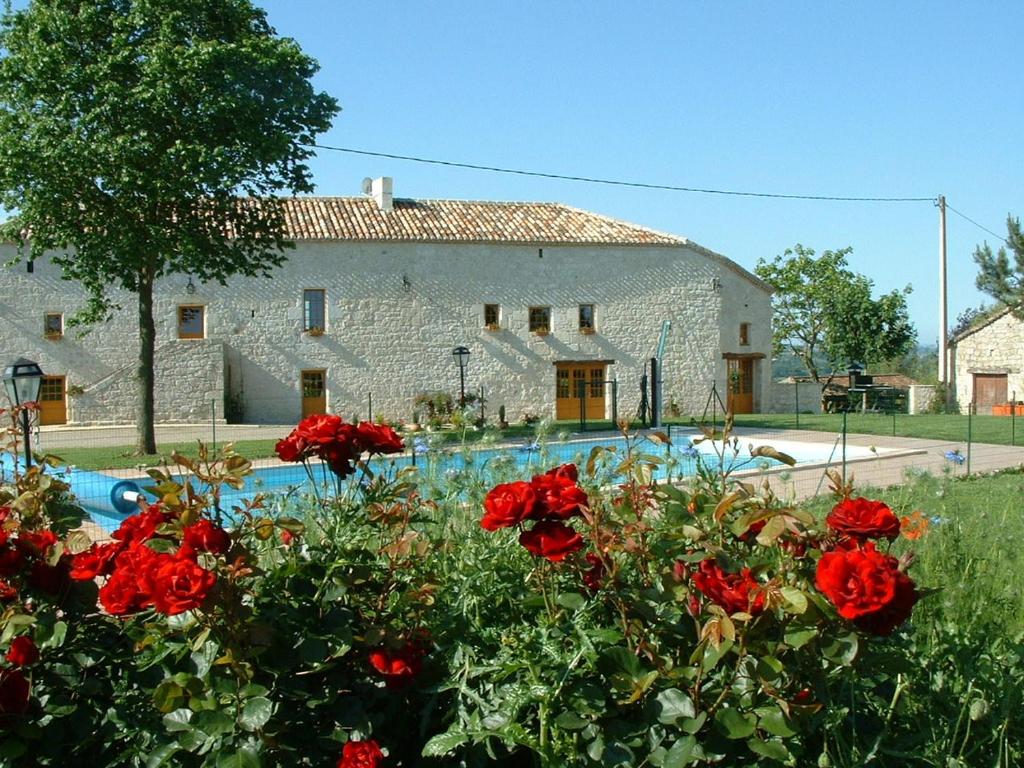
[529,306,551,334]
[178,305,205,339]
[44,313,63,339]
[484,303,501,329]
[739,322,750,347]
[304,289,326,333]
[578,304,595,333]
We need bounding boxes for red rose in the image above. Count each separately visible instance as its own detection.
[0,668,29,719]
[582,552,605,592]
[529,472,588,521]
[815,541,918,635]
[0,547,24,578]
[356,422,404,454]
[0,581,16,601]
[691,559,765,615]
[518,521,584,562]
[826,497,901,541]
[6,636,38,667]
[99,568,147,616]
[280,529,295,546]
[338,739,384,768]
[182,520,231,556]
[481,481,538,531]
[738,519,766,543]
[547,463,578,482]
[368,644,423,689]
[320,443,357,478]
[149,556,216,616]
[15,529,58,559]
[70,541,124,580]
[295,413,344,446]
[112,508,170,545]
[275,434,307,462]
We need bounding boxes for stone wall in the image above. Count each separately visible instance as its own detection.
[0,238,772,425]
[767,380,824,414]
[950,310,1023,413]
[907,384,937,415]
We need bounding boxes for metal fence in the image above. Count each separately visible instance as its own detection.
[6,400,1022,536]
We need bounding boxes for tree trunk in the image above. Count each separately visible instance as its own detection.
[137,269,158,454]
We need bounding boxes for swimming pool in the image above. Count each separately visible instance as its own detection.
[41,430,884,531]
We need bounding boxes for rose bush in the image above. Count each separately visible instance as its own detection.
[0,412,939,767]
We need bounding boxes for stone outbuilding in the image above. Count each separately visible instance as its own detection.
[949,305,1023,414]
[0,178,774,426]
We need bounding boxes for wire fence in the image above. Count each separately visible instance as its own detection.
[8,398,1023,536]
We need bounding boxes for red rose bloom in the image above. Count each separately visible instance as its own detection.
[0,581,16,601]
[0,547,24,578]
[0,668,29,719]
[481,481,538,531]
[274,434,307,462]
[112,508,170,545]
[815,541,918,635]
[368,644,423,689]
[338,739,384,768]
[70,541,125,580]
[15,529,58,559]
[691,559,765,615]
[826,497,901,541]
[518,521,584,562]
[6,636,38,667]
[149,556,216,616]
[182,520,231,556]
[356,422,404,454]
[582,552,605,592]
[547,463,578,482]
[99,567,147,616]
[529,472,588,521]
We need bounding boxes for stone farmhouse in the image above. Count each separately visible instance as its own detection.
[0,178,774,426]
[949,305,1023,414]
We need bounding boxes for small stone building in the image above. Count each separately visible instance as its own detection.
[0,178,774,426]
[950,306,1023,414]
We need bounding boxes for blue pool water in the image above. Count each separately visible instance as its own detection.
[36,430,872,532]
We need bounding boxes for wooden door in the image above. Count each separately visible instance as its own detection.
[38,375,67,425]
[301,370,326,417]
[973,373,1007,414]
[555,362,606,420]
[727,359,754,414]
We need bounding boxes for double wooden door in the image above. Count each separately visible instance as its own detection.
[555,362,606,420]
[973,373,1007,414]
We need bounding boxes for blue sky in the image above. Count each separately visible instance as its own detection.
[253,0,1022,344]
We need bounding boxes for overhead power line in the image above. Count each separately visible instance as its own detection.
[309,143,935,204]
[944,203,1009,246]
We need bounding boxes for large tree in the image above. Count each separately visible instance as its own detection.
[0,0,338,453]
[755,245,916,385]
[973,214,1024,314]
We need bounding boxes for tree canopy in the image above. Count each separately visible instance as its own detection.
[973,214,1024,314]
[755,245,916,383]
[0,0,339,452]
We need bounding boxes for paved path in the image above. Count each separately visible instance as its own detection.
[37,422,292,451]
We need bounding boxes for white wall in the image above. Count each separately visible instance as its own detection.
[951,311,1024,413]
[0,240,772,425]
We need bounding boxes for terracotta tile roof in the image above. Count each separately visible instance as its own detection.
[278,197,686,245]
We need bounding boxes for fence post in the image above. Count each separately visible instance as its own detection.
[479,385,485,425]
[211,399,217,453]
[967,403,973,475]
[666,423,672,456]
[841,410,847,486]
[578,380,586,432]
[892,407,896,437]
[611,380,618,426]
[794,382,799,429]
[368,392,373,423]
[1013,391,1017,447]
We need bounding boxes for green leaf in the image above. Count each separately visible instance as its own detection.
[215,747,261,768]
[663,735,697,768]
[747,737,793,762]
[422,731,470,757]
[556,592,586,611]
[239,697,273,732]
[757,707,797,738]
[715,708,756,739]
[822,632,859,665]
[162,708,193,733]
[194,709,235,737]
[680,712,707,734]
[145,743,181,768]
[153,681,184,714]
[554,711,589,730]
[779,587,809,614]
[784,626,818,649]
[655,688,696,724]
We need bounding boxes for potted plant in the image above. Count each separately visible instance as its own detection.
[305,326,325,337]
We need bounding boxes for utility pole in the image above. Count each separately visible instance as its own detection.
[938,194,948,385]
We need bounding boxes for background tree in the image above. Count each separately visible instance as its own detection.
[0,0,338,453]
[755,245,916,386]
[973,214,1024,313]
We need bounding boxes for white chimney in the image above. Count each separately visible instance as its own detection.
[370,176,393,212]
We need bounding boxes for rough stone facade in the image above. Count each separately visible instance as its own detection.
[768,380,824,415]
[950,307,1024,413]
[0,195,773,426]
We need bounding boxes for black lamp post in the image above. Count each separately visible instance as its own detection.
[3,358,44,469]
[452,346,470,408]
